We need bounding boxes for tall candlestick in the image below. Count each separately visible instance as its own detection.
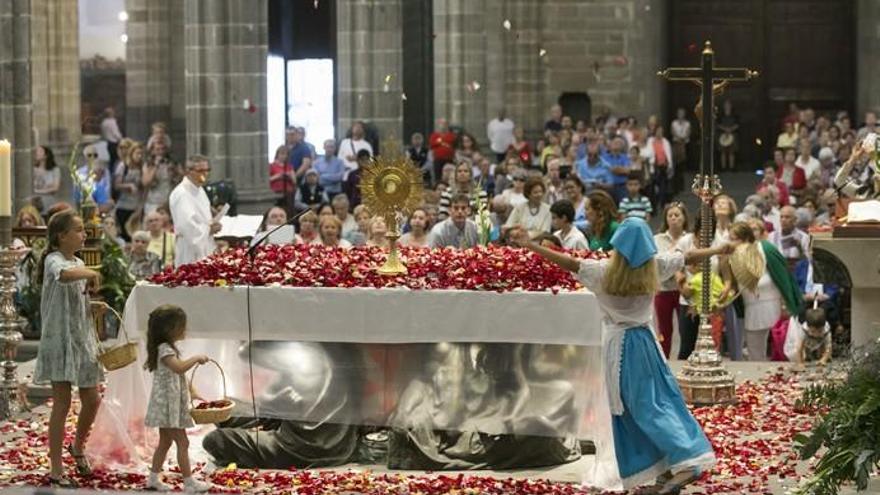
[0,139,10,217]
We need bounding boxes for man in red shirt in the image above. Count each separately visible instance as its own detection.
[429,118,457,184]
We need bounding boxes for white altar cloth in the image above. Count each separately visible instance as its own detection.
[94,283,623,490]
[121,284,603,344]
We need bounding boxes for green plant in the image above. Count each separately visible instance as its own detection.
[472,181,491,246]
[794,340,880,494]
[99,239,135,315]
[15,280,42,337]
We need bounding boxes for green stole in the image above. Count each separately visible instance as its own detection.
[760,240,804,315]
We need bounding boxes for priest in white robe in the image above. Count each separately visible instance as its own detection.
[169,155,220,267]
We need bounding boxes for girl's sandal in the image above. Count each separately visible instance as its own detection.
[67,445,92,476]
[658,468,702,495]
[632,471,674,494]
[48,475,79,488]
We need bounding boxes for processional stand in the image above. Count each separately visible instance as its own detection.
[658,41,758,405]
[0,216,28,420]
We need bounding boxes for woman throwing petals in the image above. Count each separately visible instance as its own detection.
[510,218,732,494]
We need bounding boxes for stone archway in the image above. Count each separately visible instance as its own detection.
[813,247,853,355]
[558,92,591,127]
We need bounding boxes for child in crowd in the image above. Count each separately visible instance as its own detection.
[677,256,727,359]
[144,305,211,492]
[619,172,652,221]
[797,307,832,367]
[34,209,104,487]
[550,200,589,250]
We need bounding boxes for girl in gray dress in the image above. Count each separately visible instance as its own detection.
[143,305,211,493]
[33,210,103,487]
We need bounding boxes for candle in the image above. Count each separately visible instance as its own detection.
[0,139,11,217]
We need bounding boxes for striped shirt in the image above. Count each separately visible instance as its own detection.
[438,187,489,219]
[619,195,652,220]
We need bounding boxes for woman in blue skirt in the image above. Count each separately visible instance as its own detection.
[511,217,731,493]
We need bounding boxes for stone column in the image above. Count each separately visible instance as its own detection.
[42,0,80,146]
[857,0,880,116]
[496,0,543,136]
[432,0,488,137]
[30,0,81,203]
[125,0,186,156]
[32,0,81,147]
[433,1,544,143]
[337,0,404,145]
[184,0,269,205]
[0,0,34,212]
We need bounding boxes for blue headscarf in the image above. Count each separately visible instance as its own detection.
[609,217,657,268]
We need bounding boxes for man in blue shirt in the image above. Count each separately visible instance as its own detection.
[286,127,313,181]
[601,135,631,203]
[575,140,614,192]
[312,139,346,196]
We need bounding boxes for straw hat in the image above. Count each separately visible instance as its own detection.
[728,242,765,292]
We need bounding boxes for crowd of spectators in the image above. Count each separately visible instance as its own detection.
[16,101,879,362]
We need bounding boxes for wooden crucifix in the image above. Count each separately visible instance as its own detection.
[658,40,758,327]
[658,41,757,405]
[658,41,758,182]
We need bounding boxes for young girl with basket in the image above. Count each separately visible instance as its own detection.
[144,305,211,492]
[510,218,732,493]
[33,209,103,487]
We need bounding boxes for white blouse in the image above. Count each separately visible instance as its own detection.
[577,252,685,415]
[741,243,782,331]
[654,231,693,291]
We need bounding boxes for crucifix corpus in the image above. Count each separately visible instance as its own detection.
[658,41,758,405]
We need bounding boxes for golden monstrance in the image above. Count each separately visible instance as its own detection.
[359,151,423,275]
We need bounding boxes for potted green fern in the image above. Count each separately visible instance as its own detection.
[794,339,880,494]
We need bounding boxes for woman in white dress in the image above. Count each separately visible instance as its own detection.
[724,222,803,361]
[712,194,745,360]
[504,177,551,239]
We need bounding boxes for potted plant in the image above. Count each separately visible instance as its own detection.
[794,339,880,494]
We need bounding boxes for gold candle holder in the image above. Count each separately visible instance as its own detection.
[0,216,28,420]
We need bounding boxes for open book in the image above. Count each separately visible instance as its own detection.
[215,214,264,239]
[847,199,880,223]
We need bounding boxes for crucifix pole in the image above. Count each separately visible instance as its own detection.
[658,41,758,405]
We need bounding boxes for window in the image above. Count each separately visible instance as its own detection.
[287,58,335,152]
[266,54,286,162]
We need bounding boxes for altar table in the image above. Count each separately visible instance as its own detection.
[93,283,624,489]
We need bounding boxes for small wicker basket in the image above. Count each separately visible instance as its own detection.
[189,359,235,424]
[93,302,138,371]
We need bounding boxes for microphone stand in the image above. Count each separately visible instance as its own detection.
[245,208,310,261]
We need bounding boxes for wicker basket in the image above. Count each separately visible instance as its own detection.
[93,302,138,371]
[189,359,235,424]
